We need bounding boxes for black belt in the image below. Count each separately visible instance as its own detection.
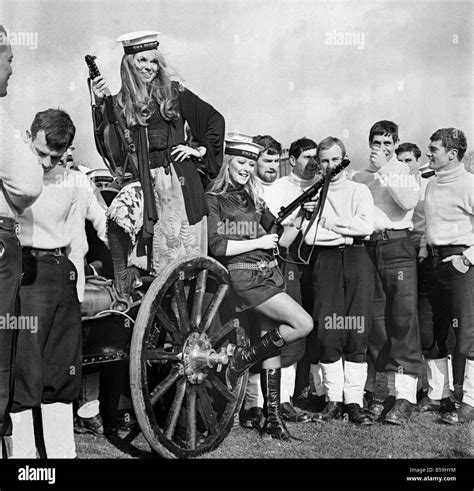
[23,247,67,257]
[428,245,468,257]
[0,216,18,234]
[369,229,409,241]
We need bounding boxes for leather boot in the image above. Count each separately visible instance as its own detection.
[226,329,285,391]
[108,219,132,299]
[260,368,291,441]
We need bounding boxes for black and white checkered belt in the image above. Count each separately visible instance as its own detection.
[227,259,278,272]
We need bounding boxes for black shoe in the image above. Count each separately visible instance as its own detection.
[104,413,138,435]
[261,369,292,441]
[384,398,414,425]
[280,402,311,423]
[312,401,343,422]
[294,392,326,413]
[417,395,457,413]
[226,329,285,391]
[344,403,373,426]
[240,407,264,430]
[74,414,104,436]
[441,402,474,425]
[370,395,396,421]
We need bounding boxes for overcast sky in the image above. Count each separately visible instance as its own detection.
[1,0,472,170]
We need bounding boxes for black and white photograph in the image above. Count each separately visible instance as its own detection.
[0,0,473,488]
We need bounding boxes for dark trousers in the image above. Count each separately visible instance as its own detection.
[0,232,21,437]
[427,255,474,360]
[307,245,374,364]
[11,253,82,412]
[365,236,423,376]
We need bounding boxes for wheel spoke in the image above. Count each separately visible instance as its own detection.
[191,269,208,330]
[206,370,237,402]
[201,284,228,333]
[173,279,191,333]
[146,348,181,363]
[149,368,181,407]
[155,306,183,344]
[209,318,239,347]
[186,385,197,450]
[164,377,187,440]
[196,386,219,436]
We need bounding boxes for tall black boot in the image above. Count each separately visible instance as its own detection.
[108,219,132,298]
[226,329,285,391]
[261,368,291,441]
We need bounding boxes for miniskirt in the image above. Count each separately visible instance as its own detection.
[229,264,286,312]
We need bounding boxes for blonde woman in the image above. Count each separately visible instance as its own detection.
[206,135,313,440]
[90,31,225,295]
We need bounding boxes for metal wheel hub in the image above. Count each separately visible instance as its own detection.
[182,331,228,384]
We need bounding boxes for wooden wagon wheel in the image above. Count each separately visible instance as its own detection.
[130,255,249,458]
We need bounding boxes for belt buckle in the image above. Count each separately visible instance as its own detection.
[257,259,268,271]
[381,230,389,240]
[53,248,62,257]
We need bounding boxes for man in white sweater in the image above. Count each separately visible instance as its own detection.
[420,128,474,424]
[0,26,43,458]
[10,109,83,458]
[302,137,375,425]
[351,121,422,426]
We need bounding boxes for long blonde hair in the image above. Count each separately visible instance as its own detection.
[117,49,180,127]
[207,155,265,212]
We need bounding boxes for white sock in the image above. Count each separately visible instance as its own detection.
[244,372,263,410]
[310,363,327,397]
[10,409,36,458]
[281,364,296,404]
[426,358,451,400]
[41,402,76,458]
[77,399,100,419]
[343,361,367,406]
[394,373,418,404]
[462,359,474,407]
[320,359,344,402]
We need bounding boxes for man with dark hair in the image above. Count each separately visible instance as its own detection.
[352,120,422,426]
[420,128,474,424]
[0,26,43,458]
[10,109,83,458]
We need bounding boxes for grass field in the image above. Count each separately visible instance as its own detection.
[75,372,474,460]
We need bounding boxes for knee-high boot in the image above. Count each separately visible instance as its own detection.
[226,329,285,391]
[261,368,291,441]
[107,219,132,298]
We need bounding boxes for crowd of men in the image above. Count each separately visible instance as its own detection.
[1,23,473,459]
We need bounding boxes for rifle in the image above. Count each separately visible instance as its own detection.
[85,54,139,182]
[261,158,350,235]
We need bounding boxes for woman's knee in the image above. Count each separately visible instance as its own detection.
[294,310,313,337]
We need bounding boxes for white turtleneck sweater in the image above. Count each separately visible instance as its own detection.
[303,172,374,246]
[18,166,108,301]
[421,164,474,264]
[351,155,420,231]
[261,172,319,226]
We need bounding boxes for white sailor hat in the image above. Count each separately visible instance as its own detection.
[224,132,264,161]
[116,31,160,55]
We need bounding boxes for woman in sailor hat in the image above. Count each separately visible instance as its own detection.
[90,31,225,297]
[206,134,313,440]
